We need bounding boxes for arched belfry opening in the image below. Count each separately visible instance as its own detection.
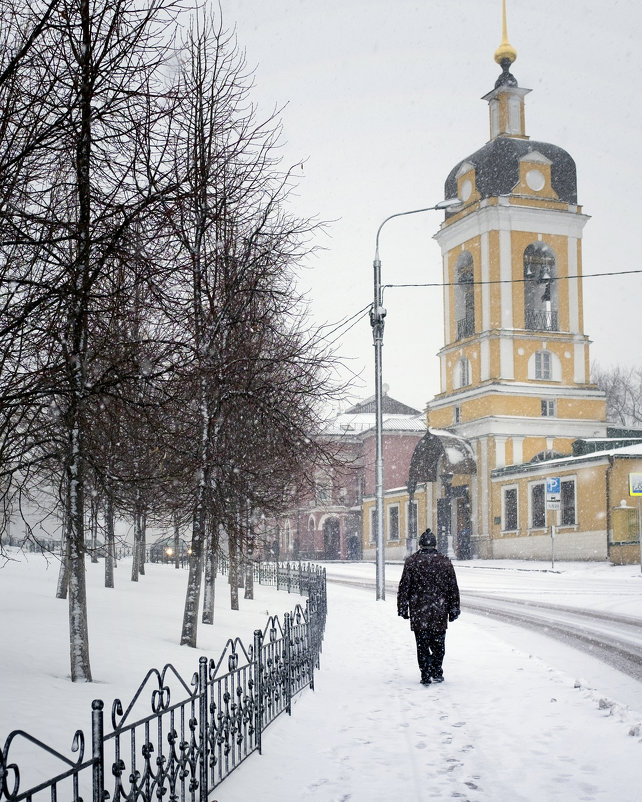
[523,242,558,331]
[455,251,475,340]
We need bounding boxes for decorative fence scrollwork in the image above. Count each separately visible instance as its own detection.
[0,561,326,802]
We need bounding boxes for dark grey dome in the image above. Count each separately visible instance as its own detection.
[444,137,577,208]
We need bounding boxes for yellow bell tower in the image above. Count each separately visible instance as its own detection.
[427,1,607,538]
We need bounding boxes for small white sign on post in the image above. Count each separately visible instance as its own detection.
[546,477,561,510]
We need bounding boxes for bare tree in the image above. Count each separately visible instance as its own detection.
[592,363,642,427]
[0,0,181,680]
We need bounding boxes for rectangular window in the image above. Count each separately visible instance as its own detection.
[530,483,546,528]
[535,351,552,380]
[407,501,418,540]
[561,479,576,526]
[459,359,470,387]
[454,405,462,424]
[541,399,555,417]
[370,508,376,542]
[388,505,400,541]
[502,487,518,531]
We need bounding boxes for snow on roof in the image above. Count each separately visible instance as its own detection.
[319,412,426,437]
[493,441,642,478]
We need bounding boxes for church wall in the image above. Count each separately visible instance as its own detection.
[486,457,642,561]
[491,530,607,561]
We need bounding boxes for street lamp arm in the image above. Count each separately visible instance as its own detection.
[374,199,462,260]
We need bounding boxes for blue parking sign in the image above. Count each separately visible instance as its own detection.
[546,477,561,495]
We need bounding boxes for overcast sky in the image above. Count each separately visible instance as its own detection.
[223,0,642,412]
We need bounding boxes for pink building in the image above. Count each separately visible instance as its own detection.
[276,393,425,561]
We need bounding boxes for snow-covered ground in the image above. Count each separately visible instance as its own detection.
[1,552,641,801]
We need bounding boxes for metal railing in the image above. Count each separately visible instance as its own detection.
[456,315,475,340]
[0,562,326,802]
[525,309,559,331]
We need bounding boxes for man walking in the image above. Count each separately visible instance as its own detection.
[397,528,460,685]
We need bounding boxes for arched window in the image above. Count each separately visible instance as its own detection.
[454,356,471,389]
[535,350,551,380]
[455,251,475,339]
[528,349,561,382]
[523,243,558,331]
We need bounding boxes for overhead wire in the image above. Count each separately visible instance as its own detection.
[382,267,642,291]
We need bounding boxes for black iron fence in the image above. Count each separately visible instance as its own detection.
[0,561,326,802]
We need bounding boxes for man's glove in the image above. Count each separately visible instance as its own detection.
[448,608,460,622]
[398,609,410,620]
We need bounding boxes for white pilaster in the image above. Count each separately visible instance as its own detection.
[567,238,580,333]
[574,342,586,384]
[499,228,513,329]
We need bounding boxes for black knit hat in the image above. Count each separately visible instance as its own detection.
[419,529,436,548]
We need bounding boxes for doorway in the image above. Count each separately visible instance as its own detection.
[323,518,340,560]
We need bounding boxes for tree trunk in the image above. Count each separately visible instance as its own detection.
[180,501,206,646]
[244,558,254,600]
[62,0,93,683]
[173,510,180,569]
[180,371,211,645]
[56,530,69,599]
[139,508,146,575]
[104,494,115,588]
[90,495,98,564]
[131,501,142,582]
[201,525,217,625]
[66,421,92,681]
[228,527,239,611]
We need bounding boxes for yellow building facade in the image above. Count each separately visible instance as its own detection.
[361,8,642,564]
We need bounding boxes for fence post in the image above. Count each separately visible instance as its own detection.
[305,599,315,690]
[91,700,105,802]
[283,612,292,716]
[286,562,291,594]
[298,560,303,595]
[253,629,264,754]
[198,656,209,802]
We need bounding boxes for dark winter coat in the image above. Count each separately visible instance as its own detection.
[397,547,460,632]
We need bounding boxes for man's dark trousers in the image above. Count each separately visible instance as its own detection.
[414,629,446,680]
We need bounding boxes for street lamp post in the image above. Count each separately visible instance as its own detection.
[370,198,462,601]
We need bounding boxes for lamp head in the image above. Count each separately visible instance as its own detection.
[435,197,463,211]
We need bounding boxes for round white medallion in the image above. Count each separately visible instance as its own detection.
[461,179,472,201]
[525,169,546,192]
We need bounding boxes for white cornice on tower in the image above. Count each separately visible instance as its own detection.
[434,202,589,252]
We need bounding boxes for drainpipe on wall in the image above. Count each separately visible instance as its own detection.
[606,455,614,561]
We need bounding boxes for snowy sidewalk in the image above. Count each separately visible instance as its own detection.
[219,582,642,802]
